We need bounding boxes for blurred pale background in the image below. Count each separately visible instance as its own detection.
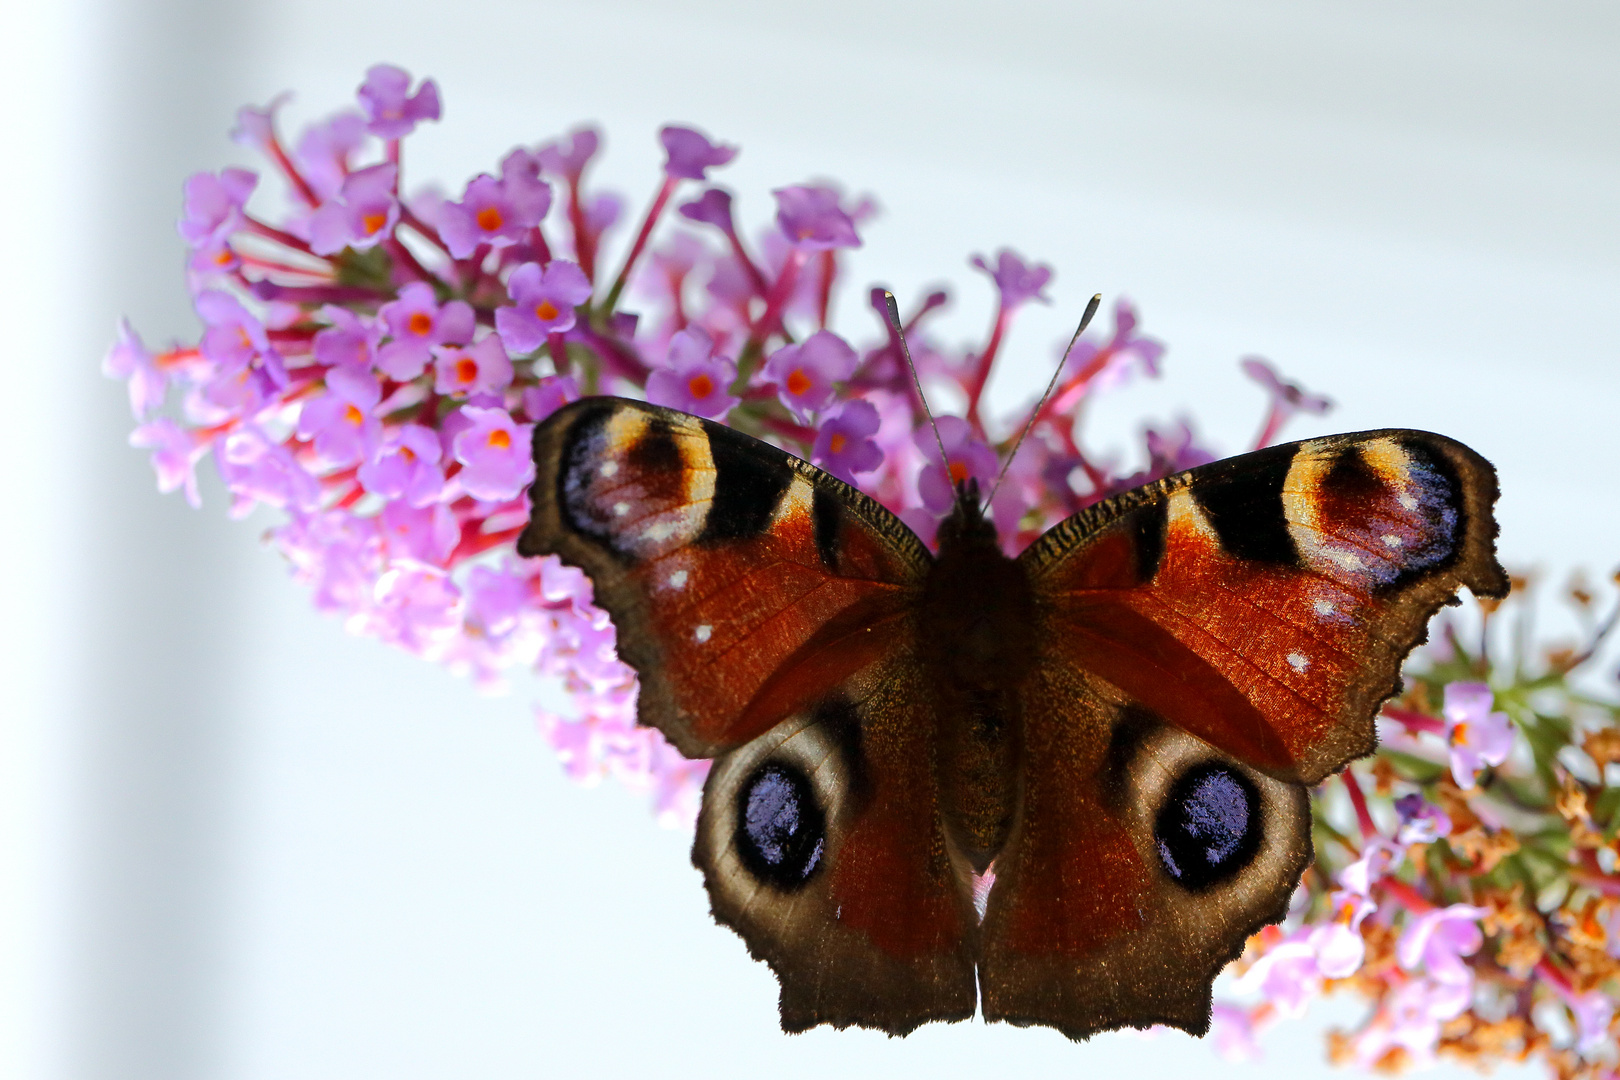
[3,0,1617,1077]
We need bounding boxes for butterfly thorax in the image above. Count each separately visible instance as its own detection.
[920,486,1035,871]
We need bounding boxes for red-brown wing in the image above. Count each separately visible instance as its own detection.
[981,430,1506,1039]
[517,397,931,758]
[1018,429,1507,784]
[693,656,978,1035]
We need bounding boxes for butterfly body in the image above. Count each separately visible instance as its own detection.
[518,396,1506,1040]
[920,492,1034,871]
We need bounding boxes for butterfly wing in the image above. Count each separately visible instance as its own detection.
[520,397,976,1033]
[980,429,1506,1038]
[519,397,931,757]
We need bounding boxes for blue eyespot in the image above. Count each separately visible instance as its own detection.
[735,762,825,890]
[1154,762,1262,890]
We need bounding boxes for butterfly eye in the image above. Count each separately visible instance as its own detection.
[1152,762,1263,890]
[735,762,826,890]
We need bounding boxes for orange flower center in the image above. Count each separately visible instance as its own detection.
[487,428,512,450]
[455,357,479,383]
[949,461,969,484]
[786,369,812,396]
[476,206,504,232]
[688,373,715,399]
[343,403,365,426]
[1454,722,1470,745]
[535,300,560,321]
[828,432,847,454]
[399,446,417,462]
[213,248,233,266]
[407,311,433,336]
[361,211,388,236]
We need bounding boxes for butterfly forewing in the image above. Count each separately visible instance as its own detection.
[519,398,932,757]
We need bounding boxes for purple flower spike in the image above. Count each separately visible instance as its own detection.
[537,127,601,181]
[645,328,739,419]
[451,406,535,502]
[359,423,444,507]
[679,187,735,232]
[971,249,1053,309]
[811,400,883,484]
[763,330,857,421]
[495,260,592,353]
[178,168,257,250]
[433,335,513,398]
[773,185,861,250]
[104,319,167,419]
[357,64,441,139]
[916,415,998,514]
[1442,681,1514,788]
[660,125,737,181]
[296,366,383,469]
[377,282,475,380]
[1396,903,1487,985]
[307,163,399,255]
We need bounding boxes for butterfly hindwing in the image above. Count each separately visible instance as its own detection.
[694,658,978,1034]
[518,397,931,757]
[979,429,1505,1038]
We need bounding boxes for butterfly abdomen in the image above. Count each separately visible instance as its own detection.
[922,495,1037,870]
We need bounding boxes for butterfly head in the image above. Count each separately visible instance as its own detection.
[936,477,998,552]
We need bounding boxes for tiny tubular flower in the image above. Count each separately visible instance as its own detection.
[646,327,739,419]
[307,163,400,255]
[762,330,857,421]
[451,406,535,502]
[356,64,441,139]
[495,260,592,352]
[1443,681,1514,788]
[433,335,513,398]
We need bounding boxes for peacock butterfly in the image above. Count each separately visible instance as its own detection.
[515,390,1505,1039]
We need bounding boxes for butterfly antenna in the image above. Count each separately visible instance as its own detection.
[883,290,952,483]
[985,293,1102,506]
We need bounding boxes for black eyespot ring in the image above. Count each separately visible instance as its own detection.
[1153,761,1262,890]
[735,762,825,890]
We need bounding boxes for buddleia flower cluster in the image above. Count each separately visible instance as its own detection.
[105,65,1619,1072]
[1215,581,1620,1077]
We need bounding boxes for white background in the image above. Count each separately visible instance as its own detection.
[4,0,1617,1077]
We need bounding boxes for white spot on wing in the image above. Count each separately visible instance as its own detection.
[1287,652,1310,673]
[1330,549,1365,571]
[644,521,675,542]
[599,460,618,477]
[613,501,630,517]
[695,624,712,643]
[668,570,688,589]
[1398,493,1418,510]
[1314,599,1335,617]
[1382,534,1403,548]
